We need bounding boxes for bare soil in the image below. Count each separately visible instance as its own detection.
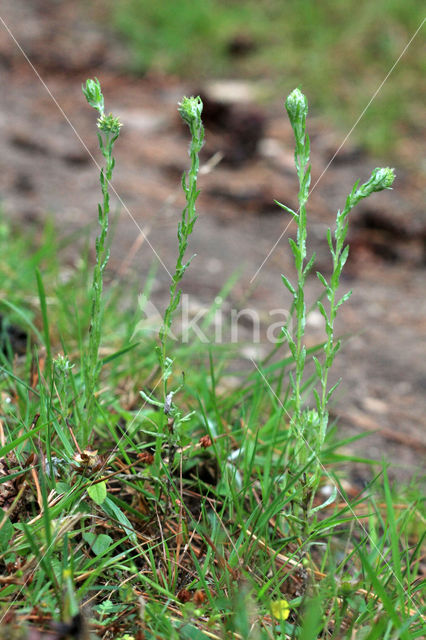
[0,0,425,481]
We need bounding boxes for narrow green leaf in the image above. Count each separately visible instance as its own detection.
[102,496,137,544]
[317,301,328,324]
[275,200,299,220]
[0,508,14,550]
[335,290,353,310]
[35,268,51,375]
[326,378,341,402]
[316,271,328,289]
[0,420,46,458]
[358,549,407,638]
[281,274,296,296]
[326,227,334,255]
[100,341,140,365]
[288,238,301,268]
[303,252,316,277]
[313,356,322,379]
[311,485,337,513]
[383,467,403,590]
[0,299,43,343]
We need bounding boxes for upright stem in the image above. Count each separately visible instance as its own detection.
[283,89,312,466]
[279,89,395,525]
[316,167,396,447]
[142,97,205,470]
[82,79,122,445]
[157,97,204,403]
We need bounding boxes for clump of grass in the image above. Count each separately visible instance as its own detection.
[0,79,423,640]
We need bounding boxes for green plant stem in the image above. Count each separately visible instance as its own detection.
[315,168,396,444]
[280,89,395,524]
[82,79,122,445]
[140,97,204,473]
[280,89,313,469]
[157,97,204,403]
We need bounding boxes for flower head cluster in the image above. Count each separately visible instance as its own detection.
[285,87,308,127]
[83,78,122,137]
[82,78,104,115]
[178,96,203,126]
[367,166,395,192]
[53,353,74,376]
[97,113,123,136]
[348,166,395,209]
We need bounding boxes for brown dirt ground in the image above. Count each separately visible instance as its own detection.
[0,0,425,482]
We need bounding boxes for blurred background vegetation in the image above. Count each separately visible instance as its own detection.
[101,0,424,156]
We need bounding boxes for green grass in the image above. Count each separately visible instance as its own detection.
[104,0,425,156]
[0,81,424,639]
